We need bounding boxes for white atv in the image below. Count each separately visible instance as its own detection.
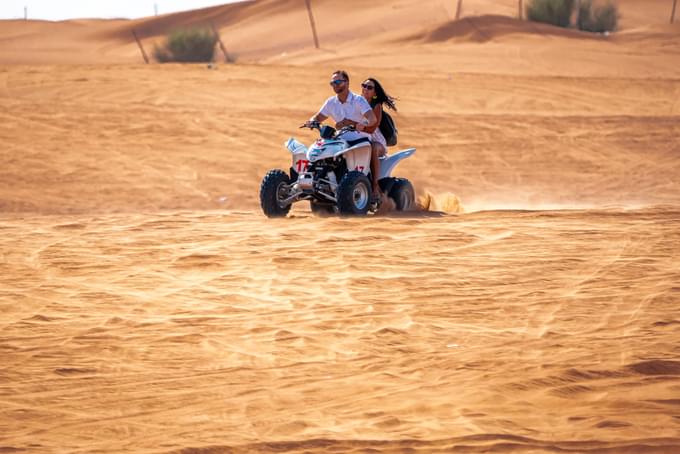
[260,121,415,217]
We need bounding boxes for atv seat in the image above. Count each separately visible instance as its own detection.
[347,137,370,147]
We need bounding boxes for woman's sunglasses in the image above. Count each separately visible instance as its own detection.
[329,79,346,86]
[361,83,375,90]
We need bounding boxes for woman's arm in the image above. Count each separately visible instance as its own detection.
[362,104,382,134]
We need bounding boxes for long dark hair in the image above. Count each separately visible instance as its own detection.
[366,78,397,111]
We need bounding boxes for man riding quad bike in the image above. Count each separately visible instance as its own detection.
[259,121,415,217]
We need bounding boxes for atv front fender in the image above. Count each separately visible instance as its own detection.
[285,137,308,155]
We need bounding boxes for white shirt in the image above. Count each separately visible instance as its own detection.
[319,91,372,139]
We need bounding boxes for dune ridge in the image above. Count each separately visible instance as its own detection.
[1,0,679,66]
[419,14,604,43]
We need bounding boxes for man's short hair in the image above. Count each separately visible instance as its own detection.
[332,70,349,82]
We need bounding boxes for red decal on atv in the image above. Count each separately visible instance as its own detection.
[296,160,309,172]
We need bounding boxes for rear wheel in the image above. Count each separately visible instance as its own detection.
[260,169,292,217]
[336,171,371,215]
[389,178,415,211]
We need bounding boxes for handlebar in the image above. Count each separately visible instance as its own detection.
[300,121,321,130]
[337,125,357,133]
[299,121,356,134]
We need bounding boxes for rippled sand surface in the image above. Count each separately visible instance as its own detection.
[2,209,680,452]
[1,1,680,452]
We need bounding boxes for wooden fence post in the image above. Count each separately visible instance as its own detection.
[455,0,463,20]
[132,29,149,64]
[24,6,27,20]
[672,0,678,24]
[304,0,320,49]
[211,23,230,63]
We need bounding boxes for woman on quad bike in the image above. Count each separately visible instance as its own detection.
[359,77,398,200]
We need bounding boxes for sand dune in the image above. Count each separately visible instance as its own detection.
[1,0,680,453]
[1,0,679,65]
[417,14,603,43]
[1,63,677,213]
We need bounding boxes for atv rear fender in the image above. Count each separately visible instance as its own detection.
[379,148,416,179]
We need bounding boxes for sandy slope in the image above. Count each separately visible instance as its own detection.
[1,1,680,453]
[1,63,678,213]
[2,208,680,453]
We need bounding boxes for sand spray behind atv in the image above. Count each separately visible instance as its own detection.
[260,122,416,217]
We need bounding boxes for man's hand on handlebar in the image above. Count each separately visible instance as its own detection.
[335,119,356,130]
[299,119,357,133]
[301,120,320,129]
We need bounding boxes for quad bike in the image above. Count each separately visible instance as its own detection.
[260,121,415,217]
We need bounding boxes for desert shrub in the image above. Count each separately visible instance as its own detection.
[526,0,575,28]
[153,28,216,63]
[578,0,618,32]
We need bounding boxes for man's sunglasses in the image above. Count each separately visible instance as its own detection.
[329,79,346,86]
[361,83,375,90]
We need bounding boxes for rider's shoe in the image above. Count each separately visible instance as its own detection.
[370,192,382,211]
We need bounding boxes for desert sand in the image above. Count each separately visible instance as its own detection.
[1,0,680,452]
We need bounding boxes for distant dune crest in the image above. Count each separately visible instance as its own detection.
[420,14,605,43]
[0,0,678,64]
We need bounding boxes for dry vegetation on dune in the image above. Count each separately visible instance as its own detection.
[1,0,680,452]
[153,28,218,63]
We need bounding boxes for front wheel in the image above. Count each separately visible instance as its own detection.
[336,171,371,215]
[260,169,292,217]
[389,178,415,211]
